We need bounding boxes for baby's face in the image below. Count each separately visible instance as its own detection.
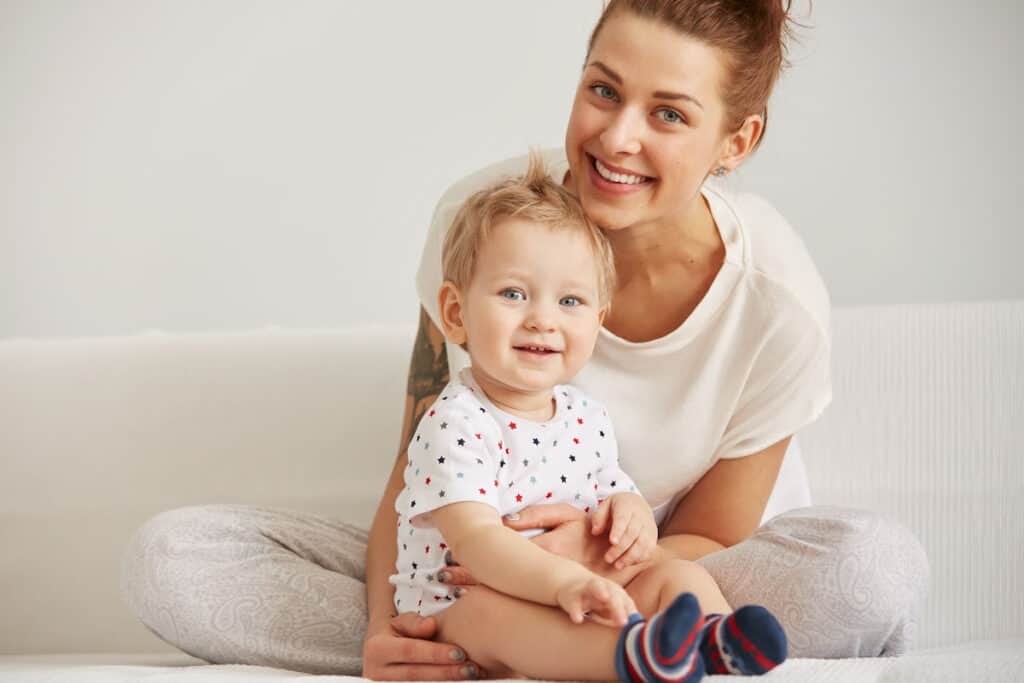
[461,217,605,398]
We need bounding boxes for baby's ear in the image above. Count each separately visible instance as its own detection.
[438,281,468,345]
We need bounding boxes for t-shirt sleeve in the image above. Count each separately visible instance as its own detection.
[589,404,641,500]
[401,406,503,527]
[715,303,832,459]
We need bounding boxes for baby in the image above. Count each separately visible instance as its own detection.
[388,152,787,682]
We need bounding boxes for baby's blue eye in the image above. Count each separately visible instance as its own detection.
[656,109,685,124]
[591,84,618,101]
[560,296,581,307]
[500,289,525,301]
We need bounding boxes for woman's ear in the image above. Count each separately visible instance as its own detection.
[438,281,468,345]
[715,113,764,173]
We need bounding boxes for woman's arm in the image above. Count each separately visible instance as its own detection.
[364,308,485,680]
[365,308,449,626]
[657,436,790,560]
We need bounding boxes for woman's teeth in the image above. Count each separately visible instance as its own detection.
[594,158,648,185]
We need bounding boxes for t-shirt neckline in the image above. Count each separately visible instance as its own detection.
[545,148,744,350]
[595,183,744,351]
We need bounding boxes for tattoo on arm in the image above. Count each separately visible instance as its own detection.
[401,307,450,454]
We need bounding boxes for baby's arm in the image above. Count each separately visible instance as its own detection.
[587,407,655,569]
[590,492,659,569]
[431,501,635,625]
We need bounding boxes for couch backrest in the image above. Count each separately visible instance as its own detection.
[1,326,412,655]
[799,300,1023,650]
[2,302,1021,654]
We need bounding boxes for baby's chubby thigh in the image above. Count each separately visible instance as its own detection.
[433,586,525,679]
[623,558,720,617]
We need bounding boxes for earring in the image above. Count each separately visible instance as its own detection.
[712,166,728,177]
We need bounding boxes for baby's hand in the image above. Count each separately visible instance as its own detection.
[590,493,658,569]
[556,574,637,627]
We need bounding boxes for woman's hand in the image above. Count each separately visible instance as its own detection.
[589,493,659,570]
[362,613,485,681]
[502,504,621,577]
[556,573,637,627]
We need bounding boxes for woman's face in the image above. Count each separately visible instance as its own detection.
[565,10,733,232]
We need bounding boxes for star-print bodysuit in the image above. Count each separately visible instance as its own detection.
[390,367,639,617]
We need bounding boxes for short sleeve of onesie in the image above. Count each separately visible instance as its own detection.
[401,403,503,527]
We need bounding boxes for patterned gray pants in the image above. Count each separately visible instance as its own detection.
[120,505,928,676]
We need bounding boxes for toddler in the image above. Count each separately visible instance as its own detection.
[388,152,787,682]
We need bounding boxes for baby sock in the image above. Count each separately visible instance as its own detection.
[614,592,704,683]
[699,606,788,675]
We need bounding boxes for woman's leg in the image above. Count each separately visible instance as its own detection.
[120,504,369,675]
[696,505,929,658]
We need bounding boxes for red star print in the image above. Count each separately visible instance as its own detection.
[425,545,430,553]
[498,441,503,450]
[494,479,499,487]
[594,483,599,490]
[545,491,553,499]
[479,488,487,495]
[475,433,482,439]
[585,506,590,513]
[573,437,580,444]
[425,477,431,485]
[508,421,517,430]
[577,418,584,425]
[505,447,511,454]
[440,543,447,550]
[429,409,435,417]
[516,494,523,502]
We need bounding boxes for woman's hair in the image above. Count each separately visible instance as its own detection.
[587,0,803,147]
[442,150,616,308]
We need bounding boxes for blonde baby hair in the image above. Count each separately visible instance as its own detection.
[442,149,616,308]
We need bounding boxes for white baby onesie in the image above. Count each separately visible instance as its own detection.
[390,367,639,617]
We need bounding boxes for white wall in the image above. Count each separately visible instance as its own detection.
[3,1,1022,339]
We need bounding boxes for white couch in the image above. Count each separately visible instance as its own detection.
[2,301,1022,682]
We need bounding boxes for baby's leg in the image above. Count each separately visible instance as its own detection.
[625,560,788,676]
[435,585,703,682]
[624,558,731,616]
[435,586,617,680]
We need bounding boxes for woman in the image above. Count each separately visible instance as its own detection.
[122,0,928,678]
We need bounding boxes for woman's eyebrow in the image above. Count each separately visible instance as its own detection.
[587,60,704,110]
[589,60,624,84]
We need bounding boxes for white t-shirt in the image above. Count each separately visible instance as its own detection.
[390,367,637,616]
[415,149,831,528]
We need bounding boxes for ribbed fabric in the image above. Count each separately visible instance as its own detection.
[800,301,1024,648]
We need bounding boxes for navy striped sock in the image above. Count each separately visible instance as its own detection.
[614,592,704,683]
[699,606,787,675]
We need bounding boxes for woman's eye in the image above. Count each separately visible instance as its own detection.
[560,296,582,307]
[656,108,686,125]
[590,84,618,101]
[500,289,525,301]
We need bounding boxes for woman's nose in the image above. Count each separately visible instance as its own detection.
[599,107,643,156]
